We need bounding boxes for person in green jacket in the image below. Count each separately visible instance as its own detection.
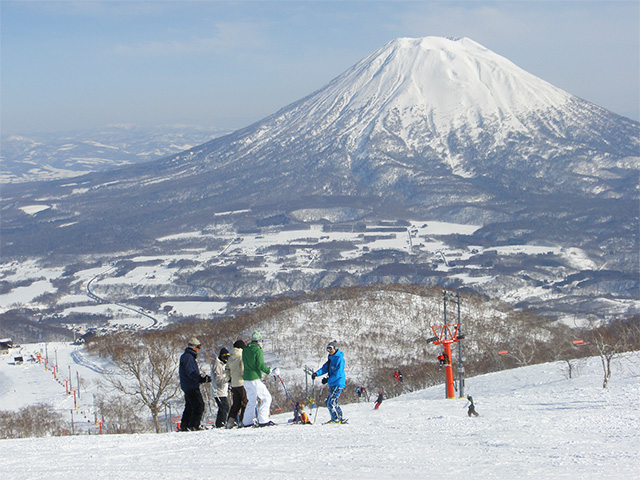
[242,330,278,427]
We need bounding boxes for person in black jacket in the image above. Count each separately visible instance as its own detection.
[465,395,480,417]
[179,337,211,431]
[374,391,383,410]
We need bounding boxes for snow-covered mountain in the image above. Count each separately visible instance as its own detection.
[229,36,611,181]
[0,124,230,183]
[161,36,637,200]
[1,36,638,321]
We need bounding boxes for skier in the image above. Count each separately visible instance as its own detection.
[211,347,231,428]
[311,340,346,424]
[465,395,480,417]
[394,370,404,382]
[178,337,211,431]
[360,386,369,402]
[226,339,248,429]
[374,391,383,410]
[242,331,276,427]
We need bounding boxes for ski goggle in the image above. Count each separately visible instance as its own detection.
[327,346,335,352]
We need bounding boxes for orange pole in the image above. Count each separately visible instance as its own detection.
[444,342,455,398]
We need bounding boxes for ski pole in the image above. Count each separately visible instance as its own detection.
[313,383,324,425]
[276,374,296,409]
[312,374,316,409]
[303,366,317,408]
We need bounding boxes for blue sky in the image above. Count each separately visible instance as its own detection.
[1,1,638,135]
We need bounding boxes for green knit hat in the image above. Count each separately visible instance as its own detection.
[251,330,263,342]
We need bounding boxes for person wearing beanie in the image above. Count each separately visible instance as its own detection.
[211,347,231,428]
[178,337,211,431]
[225,340,248,428]
[374,390,384,410]
[311,340,346,424]
[242,331,275,427]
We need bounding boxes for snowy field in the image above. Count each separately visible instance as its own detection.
[1,345,638,479]
[1,218,617,330]
[3,218,634,343]
[0,343,115,415]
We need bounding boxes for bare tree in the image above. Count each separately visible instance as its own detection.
[590,328,618,388]
[0,404,67,438]
[95,393,146,434]
[102,331,182,433]
[588,316,640,388]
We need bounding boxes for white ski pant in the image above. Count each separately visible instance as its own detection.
[243,379,272,426]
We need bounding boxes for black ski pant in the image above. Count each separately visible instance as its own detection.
[229,385,248,424]
[181,388,205,431]
[214,396,230,428]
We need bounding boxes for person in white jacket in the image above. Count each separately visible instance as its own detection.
[211,347,231,428]
[225,340,248,428]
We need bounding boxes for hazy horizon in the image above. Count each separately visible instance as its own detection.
[2,1,638,136]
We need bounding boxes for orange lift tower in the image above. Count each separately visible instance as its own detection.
[431,323,463,398]
[429,290,465,399]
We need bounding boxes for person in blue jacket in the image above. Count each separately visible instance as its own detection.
[178,337,211,431]
[312,340,346,424]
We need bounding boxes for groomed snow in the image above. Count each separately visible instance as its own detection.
[1,347,638,479]
[18,205,51,215]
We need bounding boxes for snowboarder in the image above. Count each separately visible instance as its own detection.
[394,370,403,382]
[226,339,248,428]
[465,395,480,417]
[312,340,346,424]
[242,331,276,427]
[374,391,383,410]
[178,337,211,431]
[211,347,231,428]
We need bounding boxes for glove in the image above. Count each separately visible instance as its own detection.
[271,367,280,377]
[311,372,317,380]
[321,377,328,385]
[200,374,211,383]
